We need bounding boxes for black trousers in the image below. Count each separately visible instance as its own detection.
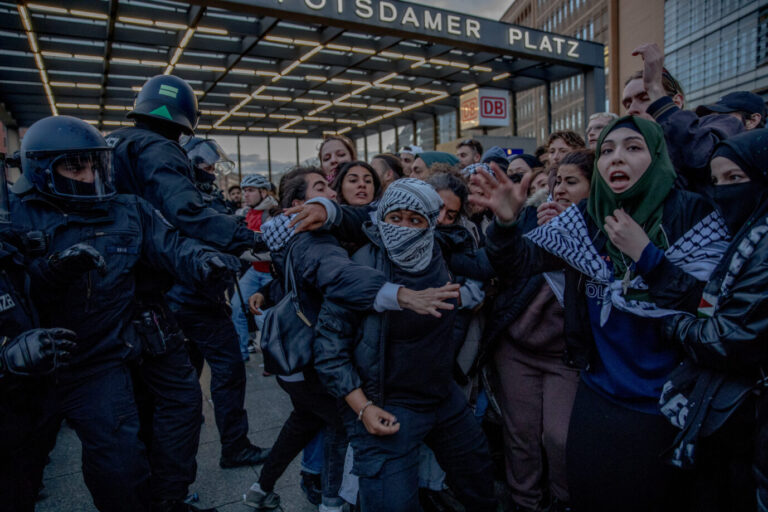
[259,376,347,504]
[174,305,251,456]
[566,380,692,512]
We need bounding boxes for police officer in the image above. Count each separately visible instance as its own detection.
[9,115,240,512]
[165,134,263,472]
[0,162,81,511]
[182,136,236,214]
[105,75,269,499]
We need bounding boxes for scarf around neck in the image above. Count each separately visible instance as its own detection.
[587,116,677,279]
[376,178,442,273]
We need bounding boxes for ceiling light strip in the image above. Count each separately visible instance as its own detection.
[18,5,57,115]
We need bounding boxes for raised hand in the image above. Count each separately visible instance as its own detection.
[536,201,565,226]
[469,167,533,224]
[632,43,666,103]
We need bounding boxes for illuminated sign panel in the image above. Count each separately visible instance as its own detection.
[460,88,510,129]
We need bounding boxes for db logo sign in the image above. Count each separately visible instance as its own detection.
[461,97,478,122]
[481,96,507,119]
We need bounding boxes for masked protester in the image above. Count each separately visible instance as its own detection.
[471,116,730,512]
[662,129,768,512]
[313,179,497,512]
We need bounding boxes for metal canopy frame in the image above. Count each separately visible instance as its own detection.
[0,0,605,138]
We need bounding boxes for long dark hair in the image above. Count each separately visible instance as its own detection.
[332,161,381,205]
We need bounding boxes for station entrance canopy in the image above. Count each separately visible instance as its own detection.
[0,0,605,138]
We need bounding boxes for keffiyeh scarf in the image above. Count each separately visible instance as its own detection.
[376,178,442,273]
[524,204,730,325]
[262,213,297,252]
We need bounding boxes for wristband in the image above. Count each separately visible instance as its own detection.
[357,400,373,421]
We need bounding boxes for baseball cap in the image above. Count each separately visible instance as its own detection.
[398,145,423,156]
[695,91,767,119]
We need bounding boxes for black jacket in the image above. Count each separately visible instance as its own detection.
[313,224,457,404]
[106,126,253,254]
[10,191,220,374]
[485,189,714,369]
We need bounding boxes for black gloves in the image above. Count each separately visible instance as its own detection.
[253,231,268,253]
[200,252,241,287]
[0,328,77,377]
[48,243,107,277]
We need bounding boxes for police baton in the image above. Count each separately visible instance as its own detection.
[232,272,258,334]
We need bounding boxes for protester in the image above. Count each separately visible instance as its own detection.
[231,174,277,359]
[319,135,356,183]
[696,91,767,130]
[314,178,497,512]
[370,153,403,192]
[332,161,381,206]
[398,145,422,177]
[661,129,768,512]
[227,185,243,211]
[411,151,460,180]
[471,116,730,512]
[493,150,593,512]
[547,131,586,167]
[507,154,542,177]
[480,146,509,171]
[626,43,744,192]
[243,169,460,511]
[586,112,619,148]
[456,139,484,169]
[528,169,550,196]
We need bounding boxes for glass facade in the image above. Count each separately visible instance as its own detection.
[664,0,767,108]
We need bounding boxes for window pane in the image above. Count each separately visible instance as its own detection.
[298,138,322,167]
[269,137,297,185]
[381,128,396,154]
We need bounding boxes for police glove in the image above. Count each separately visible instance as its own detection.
[0,328,77,377]
[200,253,241,287]
[49,243,107,277]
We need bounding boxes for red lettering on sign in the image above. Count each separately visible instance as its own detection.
[480,96,507,119]
[461,97,478,122]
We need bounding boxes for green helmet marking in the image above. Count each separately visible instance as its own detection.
[149,105,174,120]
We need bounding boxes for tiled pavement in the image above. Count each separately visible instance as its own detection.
[36,354,317,512]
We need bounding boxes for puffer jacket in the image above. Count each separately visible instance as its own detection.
[313,224,456,404]
[485,188,716,369]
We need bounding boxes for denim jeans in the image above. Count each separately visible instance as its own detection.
[302,431,325,474]
[259,377,346,506]
[345,384,496,512]
[231,267,272,361]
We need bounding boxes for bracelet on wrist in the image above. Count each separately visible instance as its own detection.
[357,400,373,421]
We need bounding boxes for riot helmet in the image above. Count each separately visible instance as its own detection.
[183,136,235,179]
[20,115,115,202]
[128,75,199,134]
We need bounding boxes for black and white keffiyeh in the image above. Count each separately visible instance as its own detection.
[262,213,297,252]
[524,205,730,325]
[376,178,442,273]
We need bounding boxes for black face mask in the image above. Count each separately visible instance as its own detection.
[706,182,765,235]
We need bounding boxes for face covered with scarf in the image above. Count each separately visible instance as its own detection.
[589,116,677,279]
[708,129,768,235]
[376,178,443,273]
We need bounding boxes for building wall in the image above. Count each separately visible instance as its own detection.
[501,0,610,145]
[663,0,768,109]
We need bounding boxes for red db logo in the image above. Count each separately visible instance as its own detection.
[481,97,506,118]
[461,98,478,122]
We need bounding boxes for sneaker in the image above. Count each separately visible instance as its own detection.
[243,483,280,510]
[219,443,271,468]
[247,340,260,353]
[299,471,322,505]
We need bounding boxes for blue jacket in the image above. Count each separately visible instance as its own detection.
[10,190,223,376]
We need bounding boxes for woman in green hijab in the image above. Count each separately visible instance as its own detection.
[470,116,730,512]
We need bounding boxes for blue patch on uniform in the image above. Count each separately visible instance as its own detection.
[0,293,16,312]
[106,245,139,255]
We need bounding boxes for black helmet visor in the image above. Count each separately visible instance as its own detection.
[47,149,115,200]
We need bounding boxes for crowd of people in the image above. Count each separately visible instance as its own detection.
[0,42,767,512]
